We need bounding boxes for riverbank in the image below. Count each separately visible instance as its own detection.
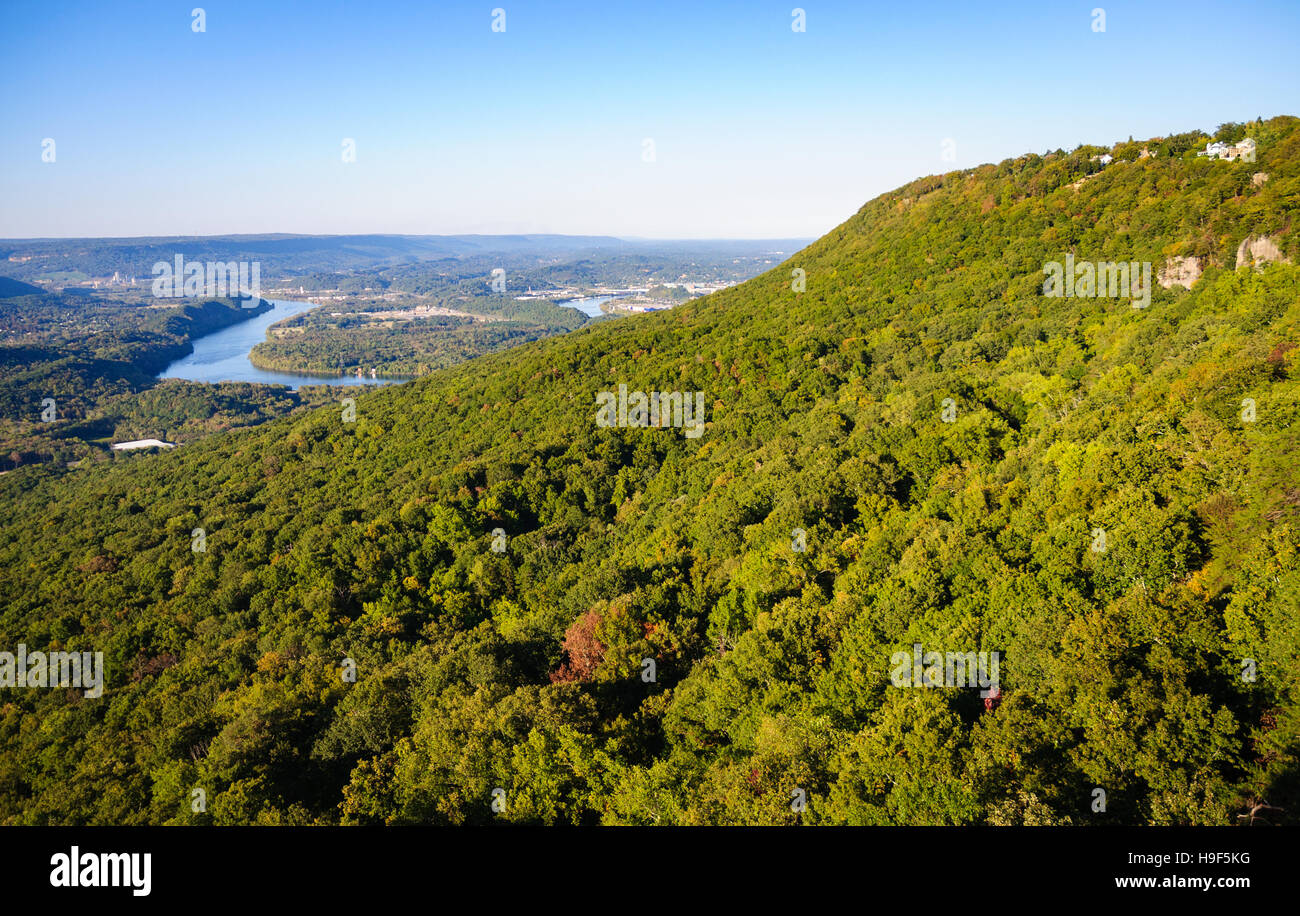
[246,348,412,381]
[158,299,396,388]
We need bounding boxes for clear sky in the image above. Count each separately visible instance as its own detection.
[2,0,1297,239]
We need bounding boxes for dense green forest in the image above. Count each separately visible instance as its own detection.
[0,118,1296,825]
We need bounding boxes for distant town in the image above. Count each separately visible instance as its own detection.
[515,280,737,314]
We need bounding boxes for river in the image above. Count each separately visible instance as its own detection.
[556,295,615,317]
[161,295,614,388]
[158,299,396,388]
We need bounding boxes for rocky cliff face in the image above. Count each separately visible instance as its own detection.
[1158,255,1202,289]
[1157,235,1289,289]
[1237,235,1291,269]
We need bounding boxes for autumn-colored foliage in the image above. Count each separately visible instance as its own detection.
[550,608,606,683]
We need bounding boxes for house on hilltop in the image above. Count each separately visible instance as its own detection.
[1197,137,1256,161]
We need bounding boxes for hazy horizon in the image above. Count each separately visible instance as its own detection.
[0,230,815,243]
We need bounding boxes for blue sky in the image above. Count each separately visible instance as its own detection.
[2,0,1297,239]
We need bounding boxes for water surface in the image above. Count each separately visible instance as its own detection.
[557,295,615,317]
[159,299,395,388]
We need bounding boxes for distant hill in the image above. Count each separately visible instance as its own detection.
[0,276,43,298]
[0,117,1296,826]
[0,234,622,284]
[0,235,812,286]
[0,234,629,282]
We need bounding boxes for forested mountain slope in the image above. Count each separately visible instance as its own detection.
[1,117,1297,825]
[0,295,279,466]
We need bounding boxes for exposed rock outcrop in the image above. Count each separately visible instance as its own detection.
[1158,256,1202,290]
[1236,235,1291,269]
